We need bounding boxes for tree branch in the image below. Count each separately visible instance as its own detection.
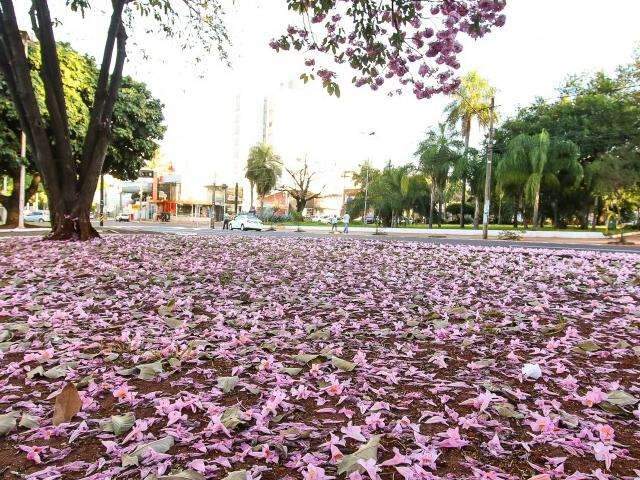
[80,0,127,178]
[77,14,127,206]
[31,0,76,197]
[0,0,62,211]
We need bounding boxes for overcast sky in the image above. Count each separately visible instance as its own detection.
[17,0,640,200]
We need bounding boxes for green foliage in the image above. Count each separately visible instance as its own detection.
[0,42,165,182]
[493,55,639,226]
[349,162,429,227]
[445,71,496,146]
[245,144,283,206]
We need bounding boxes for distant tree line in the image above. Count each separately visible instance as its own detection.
[346,56,640,229]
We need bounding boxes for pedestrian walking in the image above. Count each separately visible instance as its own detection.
[343,213,350,234]
[223,212,230,230]
[331,214,338,233]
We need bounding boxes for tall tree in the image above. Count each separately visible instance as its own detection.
[498,131,550,227]
[466,149,487,228]
[245,143,282,211]
[586,143,640,240]
[0,1,226,239]
[416,124,459,228]
[0,43,165,227]
[445,71,495,226]
[542,139,583,227]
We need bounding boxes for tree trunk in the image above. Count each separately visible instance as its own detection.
[428,185,435,229]
[459,177,466,228]
[437,196,442,228]
[460,129,470,227]
[517,192,524,228]
[249,181,255,209]
[552,200,559,228]
[0,0,127,241]
[532,186,541,228]
[591,196,599,230]
[473,196,480,229]
[0,172,41,227]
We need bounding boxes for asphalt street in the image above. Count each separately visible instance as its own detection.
[98,222,640,254]
[3,221,640,254]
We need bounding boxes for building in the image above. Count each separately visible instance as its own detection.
[205,183,245,220]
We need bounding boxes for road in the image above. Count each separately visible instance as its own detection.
[2,221,639,253]
[100,222,640,254]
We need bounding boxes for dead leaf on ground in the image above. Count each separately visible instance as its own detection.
[52,383,82,426]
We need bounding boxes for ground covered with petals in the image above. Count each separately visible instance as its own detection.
[1,235,639,480]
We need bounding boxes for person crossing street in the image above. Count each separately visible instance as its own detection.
[342,213,350,234]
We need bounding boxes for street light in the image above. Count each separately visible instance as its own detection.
[17,31,31,230]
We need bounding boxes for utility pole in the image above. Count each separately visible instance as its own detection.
[17,31,30,229]
[99,174,105,227]
[482,97,495,240]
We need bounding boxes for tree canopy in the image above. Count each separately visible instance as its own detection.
[0,42,165,226]
[271,0,506,99]
[245,143,283,210]
[0,0,226,239]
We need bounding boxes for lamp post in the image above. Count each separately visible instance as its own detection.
[17,31,30,229]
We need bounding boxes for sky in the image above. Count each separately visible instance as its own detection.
[16,0,640,202]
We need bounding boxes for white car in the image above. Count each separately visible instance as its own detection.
[24,211,50,223]
[229,214,264,231]
[116,213,131,222]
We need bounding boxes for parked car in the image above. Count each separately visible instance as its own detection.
[23,211,50,223]
[364,214,376,224]
[229,214,264,231]
[116,213,130,222]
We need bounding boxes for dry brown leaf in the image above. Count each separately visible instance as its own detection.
[52,383,82,426]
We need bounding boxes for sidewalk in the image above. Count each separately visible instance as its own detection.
[281,225,610,241]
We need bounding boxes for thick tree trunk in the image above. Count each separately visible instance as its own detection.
[437,197,443,228]
[0,172,41,227]
[1,191,18,227]
[473,196,480,229]
[47,201,99,240]
[0,0,127,241]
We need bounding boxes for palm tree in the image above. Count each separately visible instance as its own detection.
[245,143,282,210]
[445,71,495,227]
[543,139,582,227]
[498,131,549,227]
[465,150,487,228]
[366,164,427,227]
[416,124,460,228]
